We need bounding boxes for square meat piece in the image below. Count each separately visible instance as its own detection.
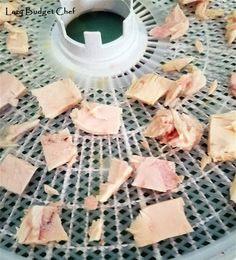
[41,128,77,171]
[32,79,82,119]
[0,154,37,195]
[0,72,26,111]
[127,198,193,247]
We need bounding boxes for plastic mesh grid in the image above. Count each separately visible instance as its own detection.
[0,0,236,259]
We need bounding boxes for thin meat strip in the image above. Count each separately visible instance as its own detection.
[97,158,133,203]
[226,11,236,44]
[230,73,236,97]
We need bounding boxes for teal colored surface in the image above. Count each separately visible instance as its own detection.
[66,11,124,44]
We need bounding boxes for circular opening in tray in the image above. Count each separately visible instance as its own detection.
[66,11,125,44]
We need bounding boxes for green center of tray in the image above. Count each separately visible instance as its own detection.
[66,11,125,44]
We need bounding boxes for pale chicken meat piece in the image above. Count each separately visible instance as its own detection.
[0,119,40,148]
[130,155,182,192]
[208,111,236,162]
[126,74,176,106]
[179,0,224,20]
[5,22,29,54]
[88,219,103,242]
[97,158,132,203]
[200,154,212,170]
[164,69,206,107]
[208,80,218,95]
[127,198,193,247]
[226,11,236,44]
[0,2,19,25]
[230,174,236,203]
[144,109,203,151]
[84,196,98,211]
[70,102,122,135]
[161,57,194,72]
[230,73,236,97]
[195,39,205,53]
[149,5,189,41]
[16,204,68,245]
[0,71,26,111]
[0,154,37,195]
[32,79,82,119]
[44,184,59,196]
[41,128,77,171]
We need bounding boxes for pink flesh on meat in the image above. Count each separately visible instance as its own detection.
[41,129,77,171]
[70,101,122,135]
[130,156,182,192]
[149,5,189,40]
[127,198,193,247]
[0,72,26,111]
[230,73,236,97]
[97,158,132,203]
[0,154,37,195]
[16,204,68,245]
[144,109,203,151]
[84,196,98,211]
[31,79,82,119]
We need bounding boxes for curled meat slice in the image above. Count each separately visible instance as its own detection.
[126,74,176,106]
[161,57,194,72]
[149,5,189,40]
[16,204,68,245]
[127,198,193,247]
[164,69,206,107]
[144,109,203,151]
[70,101,122,135]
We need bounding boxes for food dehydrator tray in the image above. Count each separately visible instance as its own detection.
[0,0,236,259]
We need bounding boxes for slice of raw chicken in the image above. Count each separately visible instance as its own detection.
[230,174,236,203]
[161,57,194,72]
[0,71,27,111]
[70,101,122,135]
[149,5,189,41]
[208,111,236,162]
[44,184,59,196]
[230,73,236,97]
[127,198,193,247]
[126,74,176,106]
[5,22,29,54]
[144,109,203,151]
[164,68,206,107]
[32,79,82,119]
[88,219,103,242]
[41,128,77,171]
[16,203,68,245]
[0,2,19,25]
[84,196,98,211]
[179,0,224,20]
[226,11,236,44]
[97,158,132,203]
[130,155,182,192]
[0,154,37,195]
[0,119,40,148]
